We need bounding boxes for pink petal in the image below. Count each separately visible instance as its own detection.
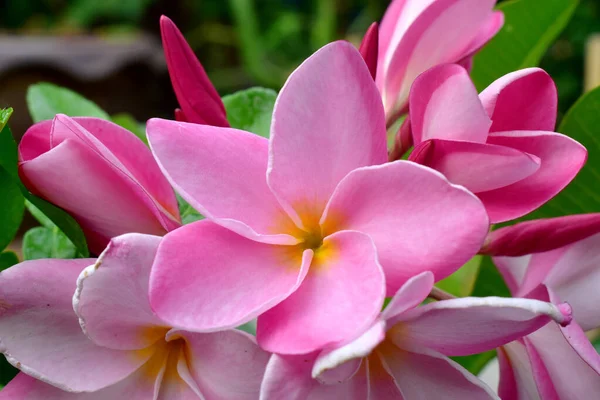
[0,259,151,392]
[18,120,52,162]
[480,68,558,132]
[483,214,600,257]
[381,271,434,324]
[359,22,379,80]
[322,161,489,294]
[168,329,269,399]
[268,41,387,228]
[458,11,505,62]
[380,345,497,399]
[394,296,571,356]
[149,220,308,332]
[146,118,298,245]
[160,16,228,127]
[525,320,600,399]
[257,230,385,354]
[497,341,542,400]
[481,130,587,223]
[409,64,491,144]
[381,0,497,117]
[74,234,165,351]
[260,354,369,400]
[409,139,540,193]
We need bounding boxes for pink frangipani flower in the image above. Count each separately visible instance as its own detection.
[146,41,490,355]
[260,272,572,400]
[408,64,587,223]
[160,16,229,126]
[18,115,181,254]
[376,0,503,123]
[491,230,600,398]
[0,234,269,399]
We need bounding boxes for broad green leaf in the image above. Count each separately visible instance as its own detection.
[436,255,482,297]
[0,168,24,251]
[22,226,77,260]
[0,107,13,132]
[177,194,204,225]
[471,256,511,298]
[452,351,496,376]
[523,86,600,219]
[222,87,277,138]
[0,251,19,271]
[27,82,110,123]
[0,115,18,179]
[111,113,148,145]
[0,356,17,387]
[471,0,578,90]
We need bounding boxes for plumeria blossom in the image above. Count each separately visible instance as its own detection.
[18,115,181,254]
[408,64,587,223]
[490,223,600,398]
[0,234,269,399]
[146,41,490,355]
[160,16,229,126]
[260,272,572,399]
[376,0,503,123]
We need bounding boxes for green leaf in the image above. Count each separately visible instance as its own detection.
[436,255,482,297]
[0,167,24,251]
[0,120,18,180]
[471,0,578,90]
[471,256,512,298]
[177,194,204,225]
[22,226,77,260]
[0,251,19,271]
[27,82,110,123]
[0,356,17,387]
[523,86,600,219]
[237,319,257,336]
[0,107,13,132]
[451,351,496,376]
[222,87,277,138]
[111,113,148,145]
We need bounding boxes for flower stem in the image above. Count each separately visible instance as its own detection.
[428,286,457,301]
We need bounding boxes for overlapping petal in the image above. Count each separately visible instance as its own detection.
[149,220,308,332]
[322,161,489,293]
[359,22,379,80]
[268,41,387,228]
[257,230,385,354]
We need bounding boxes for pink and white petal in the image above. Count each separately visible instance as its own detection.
[160,16,229,127]
[544,233,600,330]
[480,68,557,132]
[458,11,505,62]
[525,321,600,399]
[409,64,491,144]
[147,118,297,244]
[313,320,386,383]
[149,220,308,332]
[492,254,535,296]
[257,230,385,354]
[409,139,540,193]
[383,0,497,116]
[0,259,152,392]
[481,130,587,223]
[260,354,369,400]
[168,329,269,400]
[19,140,170,254]
[393,296,571,356]
[359,22,379,80]
[380,345,498,399]
[381,271,434,324]
[365,354,403,399]
[74,234,165,351]
[268,41,387,228]
[322,161,489,294]
[497,341,542,400]
[377,0,409,75]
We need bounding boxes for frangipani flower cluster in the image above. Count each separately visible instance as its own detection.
[1,1,599,399]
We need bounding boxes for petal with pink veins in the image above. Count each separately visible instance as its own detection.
[481,130,587,223]
[268,41,387,228]
[257,230,385,354]
[322,161,489,294]
[409,64,491,144]
[0,259,152,392]
[146,119,298,245]
[392,296,571,356]
[480,68,557,132]
[409,139,540,193]
[74,234,165,350]
[149,220,308,332]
